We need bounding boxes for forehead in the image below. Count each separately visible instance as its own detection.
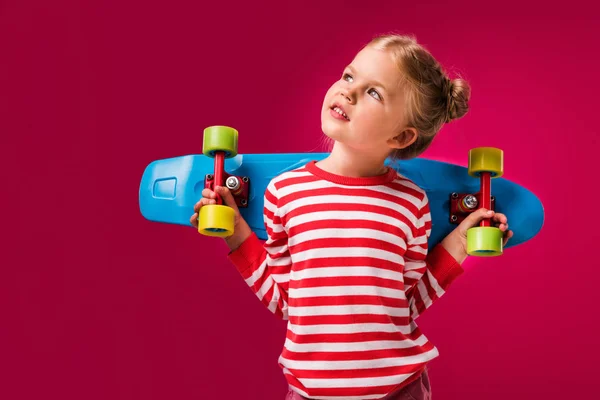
[348,47,402,93]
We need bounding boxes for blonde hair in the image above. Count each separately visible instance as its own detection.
[319,33,471,161]
[367,33,471,160]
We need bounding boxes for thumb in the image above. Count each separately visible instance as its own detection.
[215,186,240,211]
[459,208,494,231]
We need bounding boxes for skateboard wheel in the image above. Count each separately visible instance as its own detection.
[198,205,235,237]
[468,147,503,178]
[466,226,503,256]
[203,126,238,158]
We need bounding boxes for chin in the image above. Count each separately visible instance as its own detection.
[321,119,341,141]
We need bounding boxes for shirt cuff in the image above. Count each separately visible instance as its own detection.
[227,232,265,275]
[427,244,464,288]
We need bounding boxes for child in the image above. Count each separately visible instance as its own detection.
[191,33,512,400]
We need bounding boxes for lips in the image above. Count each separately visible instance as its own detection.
[330,102,349,120]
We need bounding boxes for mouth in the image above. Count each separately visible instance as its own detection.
[330,102,349,121]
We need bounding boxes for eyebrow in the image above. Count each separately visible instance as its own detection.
[345,65,389,94]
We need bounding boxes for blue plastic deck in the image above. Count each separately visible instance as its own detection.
[139,153,544,251]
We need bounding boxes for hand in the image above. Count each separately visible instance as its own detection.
[440,208,513,264]
[190,186,241,229]
[189,186,251,250]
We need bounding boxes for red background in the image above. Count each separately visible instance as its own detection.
[1,0,598,399]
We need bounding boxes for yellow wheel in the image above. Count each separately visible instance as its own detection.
[198,205,235,237]
[468,147,503,178]
[467,226,503,256]
[203,126,238,158]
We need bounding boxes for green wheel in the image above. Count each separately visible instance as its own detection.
[202,126,238,158]
[198,205,235,237]
[468,147,503,178]
[466,226,504,256]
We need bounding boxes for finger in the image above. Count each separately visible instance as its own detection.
[495,222,509,231]
[492,212,508,225]
[201,188,216,199]
[193,198,207,213]
[492,214,508,229]
[491,212,508,231]
[191,197,218,225]
[459,208,494,231]
[193,197,216,213]
[502,230,514,246]
[215,186,239,211]
[190,213,198,228]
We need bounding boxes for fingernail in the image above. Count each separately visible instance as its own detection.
[486,210,493,215]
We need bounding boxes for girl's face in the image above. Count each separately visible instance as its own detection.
[321,46,411,156]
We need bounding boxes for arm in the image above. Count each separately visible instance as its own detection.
[226,180,292,320]
[403,194,464,321]
[403,195,513,321]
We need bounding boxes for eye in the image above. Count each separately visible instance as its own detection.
[342,73,383,101]
[368,89,382,101]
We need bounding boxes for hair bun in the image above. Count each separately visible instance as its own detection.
[445,78,470,123]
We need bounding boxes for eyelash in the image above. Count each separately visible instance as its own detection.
[342,73,383,101]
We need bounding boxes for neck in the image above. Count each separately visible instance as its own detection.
[317,141,391,177]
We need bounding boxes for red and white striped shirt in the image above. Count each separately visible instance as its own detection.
[228,160,463,399]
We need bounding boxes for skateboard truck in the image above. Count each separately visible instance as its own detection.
[197,125,248,238]
[450,193,495,224]
[450,147,505,256]
[204,174,250,208]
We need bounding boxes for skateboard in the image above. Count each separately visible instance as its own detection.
[138,126,544,256]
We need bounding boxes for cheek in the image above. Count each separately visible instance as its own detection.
[327,82,341,94]
[322,86,337,107]
[353,104,381,125]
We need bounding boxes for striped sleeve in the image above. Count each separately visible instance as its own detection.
[403,193,464,320]
[227,179,292,320]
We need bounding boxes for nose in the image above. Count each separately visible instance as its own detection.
[340,89,354,104]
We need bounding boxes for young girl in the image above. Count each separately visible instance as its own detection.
[191,33,512,400]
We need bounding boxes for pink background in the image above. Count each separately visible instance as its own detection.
[1,0,598,399]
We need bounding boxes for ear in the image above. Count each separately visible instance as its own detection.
[387,127,418,150]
